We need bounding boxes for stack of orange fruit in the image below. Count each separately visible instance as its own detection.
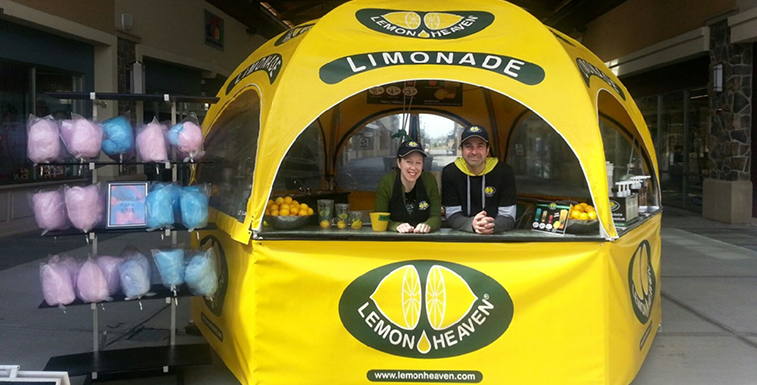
[265,196,314,217]
[570,202,597,220]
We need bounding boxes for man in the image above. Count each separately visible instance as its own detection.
[442,125,517,234]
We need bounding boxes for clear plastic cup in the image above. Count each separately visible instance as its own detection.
[317,199,333,229]
[335,203,350,229]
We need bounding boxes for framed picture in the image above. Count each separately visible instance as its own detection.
[205,10,224,50]
[106,182,148,229]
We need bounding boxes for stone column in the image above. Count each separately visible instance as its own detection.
[704,20,753,223]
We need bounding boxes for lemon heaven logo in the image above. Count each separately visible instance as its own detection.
[407,141,420,147]
[356,9,494,40]
[468,126,482,133]
[484,186,495,197]
[339,260,513,358]
[628,240,655,324]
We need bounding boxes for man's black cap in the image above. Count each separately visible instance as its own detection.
[397,140,427,158]
[460,125,489,145]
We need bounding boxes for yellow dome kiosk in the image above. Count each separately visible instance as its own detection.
[191,0,662,383]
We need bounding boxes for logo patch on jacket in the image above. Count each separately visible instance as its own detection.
[418,201,429,210]
[484,186,495,197]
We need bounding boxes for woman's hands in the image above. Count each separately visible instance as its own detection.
[397,223,431,233]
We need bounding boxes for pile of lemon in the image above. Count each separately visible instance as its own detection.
[570,202,597,220]
[265,196,313,217]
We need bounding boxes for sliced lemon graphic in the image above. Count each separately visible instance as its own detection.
[423,13,464,30]
[632,245,650,297]
[426,265,478,330]
[370,265,421,330]
[382,12,421,29]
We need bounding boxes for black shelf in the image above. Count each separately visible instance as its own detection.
[46,92,219,104]
[30,161,211,167]
[42,223,216,238]
[39,284,200,309]
[44,343,212,379]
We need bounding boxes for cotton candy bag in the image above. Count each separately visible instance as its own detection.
[136,117,168,162]
[118,248,152,300]
[76,257,109,303]
[27,115,62,164]
[60,114,103,159]
[97,256,123,296]
[101,113,134,160]
[168,114,204,161]
[31,188,69,234]
[180,185,209,231]
[65,184,104,233]
[184,249,218,298]
[40,255,77,307]
[152,248,185,290]
[146,183,176,230]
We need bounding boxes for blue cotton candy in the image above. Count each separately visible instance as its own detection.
[101,116,134,156]
[118,250,151,299]
[180,186,208,230]
[167,123,182,146]
[152,248,185,289]
[146,184,175,230]
[184,250,217,297]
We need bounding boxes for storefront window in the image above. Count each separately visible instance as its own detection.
[273,121,326,191]
[506,113,590,199]
[197,89,260,221]
[0,60,83,184]
[636,88,709,210]
[337,114,403,191]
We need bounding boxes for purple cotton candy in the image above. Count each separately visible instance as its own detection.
[27,118,61,164]
[40,256,77,307]
[177,122,203,155]
[97,256,123,296]
[136,121,168,162]
[32,190,68,233]
[65,185,103,232]
[76,258,109,303]
[60,118,103,159]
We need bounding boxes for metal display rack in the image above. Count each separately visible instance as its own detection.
[37,92,218,384]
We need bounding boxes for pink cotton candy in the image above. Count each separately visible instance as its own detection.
[27,118,61,164]
[136,121,168,162]
[76,258,109,303]
[32,190,68,233]
[60,118,103,159]
[40,256,77,306]
[177,122,203,155]
[65,185,103,232]
[97,256,123,296]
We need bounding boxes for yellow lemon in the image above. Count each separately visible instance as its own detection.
[280,204,290,211]
[291,207,299,215]
[586,206,596,212]
[270,210,279,217]
[264,208,271,215]
[284,196,293,204]
[308,208,314,215]
[280,209,290,216]
[291,200,299,207]
[300,203,309,210]
[298,210,309,216]
[579,212,589,220]
[267,199,275,207]
[588,211,597,220]
[370,265,421,329]
[570,210,581,219]
[337,220,347,229]
[319,220,330,229]
[274,197,284,205]
[351,220,362,229]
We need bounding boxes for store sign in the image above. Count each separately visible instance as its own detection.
[367,80,463,106]
[576,58,626,100]
[339,260,513,358]
[628,240,655,324]
[205,11,224,50]
[356,9,494,39]
[320,51,545,85]
[226,54,283,94]
[274,23,314,46]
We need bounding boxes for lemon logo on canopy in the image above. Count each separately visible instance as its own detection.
[356,9,494,39]
[319,51,545,85]
[628,240,655,324]
[339,260,513,358]
[226,53,283,94]
[576,58,626,100]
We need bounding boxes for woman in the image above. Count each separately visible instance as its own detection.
[375,140,441,233]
